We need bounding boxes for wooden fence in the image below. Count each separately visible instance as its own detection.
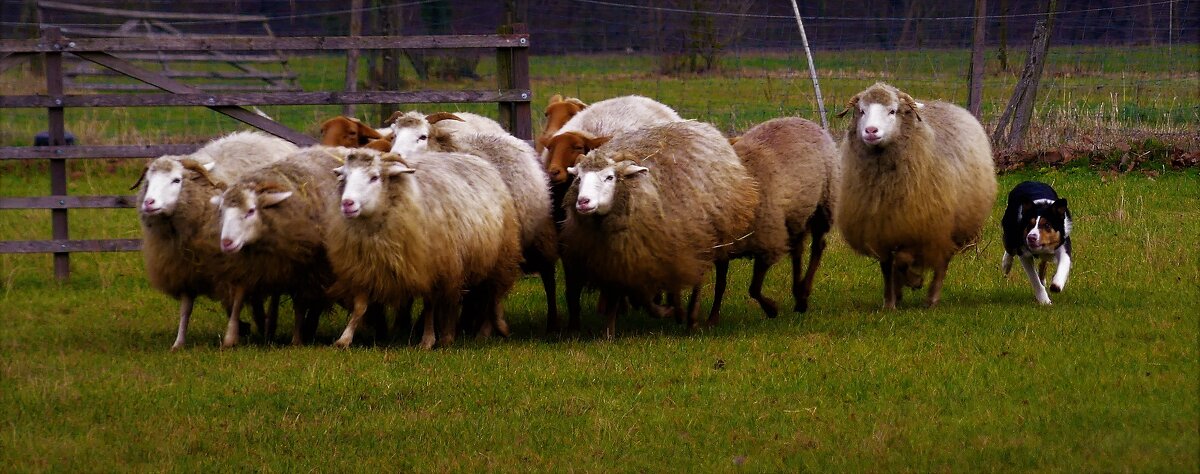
[0,25,532,280]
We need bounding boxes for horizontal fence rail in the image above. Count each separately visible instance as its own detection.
[0,25,532,280]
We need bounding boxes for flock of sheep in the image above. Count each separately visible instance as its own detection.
[136,82,997,350]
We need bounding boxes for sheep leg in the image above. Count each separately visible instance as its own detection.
[436,293,461,348]
[540,262,560,333]
[708,259,729,325]
[600,291,620,341]
[393,297,414,343]
[419,298,438,350]
[266,293,280,342]
[291,299,311,345]
[749,256,779,318]
[926,256,950,308]
[564,265,585,333]
[249,295,267,341]
[795,231,828,313]
[333,293,371,348]
[685,284,703,330]
[366,303,389,343]
[222,286,247,348]
[170,293,196,351]
[880,258,897,310]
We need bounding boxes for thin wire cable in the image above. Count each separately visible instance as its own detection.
[569,0,1180,21]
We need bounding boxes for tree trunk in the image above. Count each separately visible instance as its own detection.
[992,3,1056,152]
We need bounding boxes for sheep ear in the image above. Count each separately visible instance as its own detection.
[129,164,150,190]
[620,164,649,178]
[426,112,464,124]
[898,92,923,122]
[385,163,415,176]
[258,191,292,208]
[332,166,345,180]
[836,96,860,118]
[203,162,215,171]
[209,195,222,207]
[356,121,384,142]
[585,136,611,152]
[566,166,579,176]
[383,111,404,126]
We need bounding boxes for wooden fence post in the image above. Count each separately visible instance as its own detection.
[343,0,362,117]
[496,23,531,140]
[968,0,987,118]
[44,27,70,280]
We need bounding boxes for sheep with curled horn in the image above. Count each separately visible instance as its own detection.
[835,82,997,309]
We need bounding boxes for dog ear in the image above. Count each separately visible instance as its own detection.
[1052,198,1069,216]
[584,135,611,152]
[355,121,384,144]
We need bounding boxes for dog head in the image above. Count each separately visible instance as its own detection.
[1019,198,1071,252]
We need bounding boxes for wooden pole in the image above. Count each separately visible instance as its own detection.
[343,0,362,117]
[788,0,827,129]
[44,27,69,280]
[968,0,987,118]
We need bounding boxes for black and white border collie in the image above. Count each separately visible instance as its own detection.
[1001,181,1073,305]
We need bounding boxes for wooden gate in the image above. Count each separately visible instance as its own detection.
[0,26,532,280]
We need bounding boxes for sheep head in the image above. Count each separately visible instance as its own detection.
[320,116,384,148]
[544,131,611,185]
[536,94,588,153]
[567,153,647,216]
[384,111,465,156]
[333,151,414,219]
[842,82,924,148]
[136,156,219,216]
[211,180,292,253]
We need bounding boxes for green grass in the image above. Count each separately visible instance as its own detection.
[1,165,1197,470]
[1,46,1198,471]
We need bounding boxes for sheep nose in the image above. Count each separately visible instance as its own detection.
[865,126,879,135]
[144,198,156,206]
[221,238,234,249]
[341,199,355,208]
[577,197,591,207]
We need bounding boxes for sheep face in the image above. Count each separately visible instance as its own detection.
[846,83,923,148]
[385,111,433,156]
[544,132,611,185]
[212,186,292,253]
[334,153,414,218]
[139,157,215,216]
[320,116,383,148]
[568,158,647,215]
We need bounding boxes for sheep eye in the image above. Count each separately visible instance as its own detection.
[246,208,256,218]
[418,135,428,141]
[369,175,380,183]
[889,110,897,115]
[605,175,614,182]
[171,178,182,184]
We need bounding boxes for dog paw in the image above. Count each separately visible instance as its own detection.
[1048,283,1062,293]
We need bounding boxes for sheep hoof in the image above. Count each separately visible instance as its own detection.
[419,335,436,350]
[494,318,511,338]
[169,342,184,352]
[332,337,353,349]
[291,335,303,346]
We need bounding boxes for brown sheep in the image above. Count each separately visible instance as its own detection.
[836,82,997,309]
[710,117,841,322]
[536,94,588,154]
[559,120,758,337]
[319,116,386,148]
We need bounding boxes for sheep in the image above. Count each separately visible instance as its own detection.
[134,131,297,350]
[559,120,758,337]
[709,117,841,322]
[835,82,997,309]
[540,95,682,185]
[209,147,346,347]
[422,127,561,332]
[536,94,588,154]
[384,110,508,156]
[326,150,522,349]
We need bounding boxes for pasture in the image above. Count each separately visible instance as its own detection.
[1,47,1198,470]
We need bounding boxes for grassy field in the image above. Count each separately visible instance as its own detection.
[1,47,1199,470]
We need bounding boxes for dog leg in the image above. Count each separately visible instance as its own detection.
[1020,255,1051,305]
[1001,251,1013,275]
[1049,246,1071,293]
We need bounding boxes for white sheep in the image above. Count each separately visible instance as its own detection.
[209,147,345,347]
[134,131,297,350]
[559,120,758,337]
[836,82,997,309]
[710,117,841,321]
[385,110,508,156]
[326,150,522,349]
